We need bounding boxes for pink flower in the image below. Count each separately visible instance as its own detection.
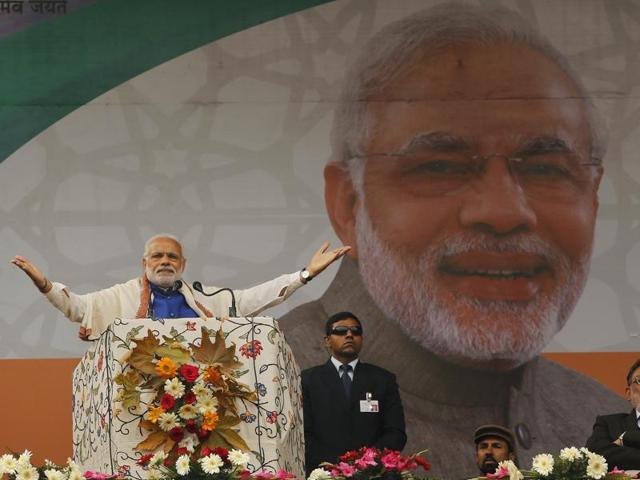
[356,449,378,469]
[254,471,275,480]
[338,462,357,477]
[240,340,263,359]
[381,450,401,469]
[83,471,117,480]
[276,469,295,479]
[611,466,626,474]
[487,465,510,479]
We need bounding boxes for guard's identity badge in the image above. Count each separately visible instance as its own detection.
[360,392,379,413]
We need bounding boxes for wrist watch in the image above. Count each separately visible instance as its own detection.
[300,268,313,283]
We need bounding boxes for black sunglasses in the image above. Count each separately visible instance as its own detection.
[329,326,363,336]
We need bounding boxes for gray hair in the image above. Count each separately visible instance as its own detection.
[331,2,607,183]
[143,233,183,257]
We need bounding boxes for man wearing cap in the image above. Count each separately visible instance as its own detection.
[586,359,640,471]
[301,311,406,475]
[475,425,517,476]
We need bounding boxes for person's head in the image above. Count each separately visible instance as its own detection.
[142,234,186,288]
[625,359,640,410]
[324,311,363,363]
[324,3,605,369]
[474,425,516,474]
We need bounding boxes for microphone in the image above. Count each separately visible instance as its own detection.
[174,280,183,290]
[192,281,238,317]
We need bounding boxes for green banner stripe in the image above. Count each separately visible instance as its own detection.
[0,0,332,163]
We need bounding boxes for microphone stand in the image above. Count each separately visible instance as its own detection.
[192,281,238,317]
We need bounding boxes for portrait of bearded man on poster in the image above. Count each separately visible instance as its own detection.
[279,3,629,478]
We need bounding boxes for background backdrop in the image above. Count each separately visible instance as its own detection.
[1,0,639,463]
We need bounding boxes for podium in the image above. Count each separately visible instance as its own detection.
[71,317,304,479]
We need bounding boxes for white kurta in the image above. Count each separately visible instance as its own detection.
[45,272,303,339]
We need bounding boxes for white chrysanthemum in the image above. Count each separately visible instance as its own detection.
[586,454,608,479]
[532,453,554,476]
[197,395,218,415]
[15,466,39,480]
[228,449,250,467]
[150,451,167,467]
[192,382,209,397]
[66,459,80,470]
[176,454,191,476]
[158,412,180,431]
[146,467,162,480]
[44,468,66,480]
[68,468,83,480]
[178,433,199,453]
[498,460,523,480]
[308,468,332,480]
[164,378,186,399]
[0,455,18,475]
[178,404,198,420]
[580,447,593,456]
[199,454,223,475]
[560,447,582,462]
[17,451,32,468]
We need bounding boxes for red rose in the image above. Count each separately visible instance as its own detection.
[201,447,213,458]
[197,428,210,440]
[163,458,173,467]
[185,419,197,433]
[161,393,176,410]
[175,447,188,456]
[136,453,153,466]
[183,391,196,405]
[180,364,200,383]
[213,447,229,460]
[169,426,184,442]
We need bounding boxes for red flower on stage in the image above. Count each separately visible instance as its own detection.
[183,391,196,404]
[161,393,176,410]
[240,340,263,359]
[169,426,184,442]
[179,364,199,383]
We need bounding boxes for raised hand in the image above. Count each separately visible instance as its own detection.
[306,241,351,278]
[11,255,51,293]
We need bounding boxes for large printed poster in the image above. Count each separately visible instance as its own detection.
[1,1,640,477]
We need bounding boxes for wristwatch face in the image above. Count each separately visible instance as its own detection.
[301,269,310,280]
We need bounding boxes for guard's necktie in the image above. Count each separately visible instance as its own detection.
[340,364,353,400]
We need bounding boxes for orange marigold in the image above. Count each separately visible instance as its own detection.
[155,357,177,378]
[202,411,219,431]
[204,366,222,384]
[146,406,165,423]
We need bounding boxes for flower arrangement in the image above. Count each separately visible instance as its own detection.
[114,326,257,462]
[0,451,90,480]
[480,447,631,480]
[137,446,295,480]
[307,447,431,480]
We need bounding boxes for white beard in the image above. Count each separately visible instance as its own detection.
[355,204,590,367]
[146,266,181,289]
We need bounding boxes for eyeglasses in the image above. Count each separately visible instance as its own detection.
[329,326,363,336]
[630,377,640,386]
[358,151,601,203]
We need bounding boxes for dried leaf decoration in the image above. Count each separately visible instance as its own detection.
[204,427,250,452]
[190,328,242,370]
[135,430,168,452]
[114,370,142,409]
[155,341,191,365]
[128,330,160,375]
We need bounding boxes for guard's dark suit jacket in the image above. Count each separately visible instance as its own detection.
[586,410,640,470]
[301,359,407,475]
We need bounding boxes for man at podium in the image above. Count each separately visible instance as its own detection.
[12,233,349,340]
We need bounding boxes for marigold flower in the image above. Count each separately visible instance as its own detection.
[155,357,177,378]
[202,411,219,431]
[204,366,222,384]
[146,406,165,423]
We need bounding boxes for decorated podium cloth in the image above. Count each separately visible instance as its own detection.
[72,317,304,479]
